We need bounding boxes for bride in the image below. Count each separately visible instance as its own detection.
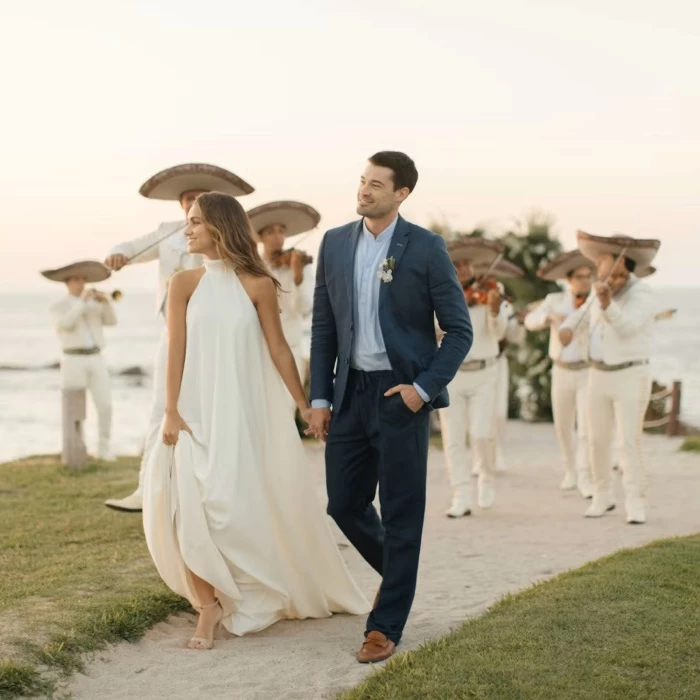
[143,192,369,650]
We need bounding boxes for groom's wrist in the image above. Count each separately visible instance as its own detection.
[311,399,332,410]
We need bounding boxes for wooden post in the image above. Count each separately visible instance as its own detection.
[62,389,88,467]
[667,381,682,437]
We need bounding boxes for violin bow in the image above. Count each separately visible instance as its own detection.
[568,246,628,334]
[123,222,188,264]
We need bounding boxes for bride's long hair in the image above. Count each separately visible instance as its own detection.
[196,192,281,290]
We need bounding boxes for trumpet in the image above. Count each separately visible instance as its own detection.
[84,289,123,303]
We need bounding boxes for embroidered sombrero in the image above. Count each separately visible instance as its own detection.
[473,258,524,279]
[41,260,111,283]
[537,250,595,281]
[139,163,254,200]
[577,231,660,277]
[247,201,321,238]
[445,236,504,268]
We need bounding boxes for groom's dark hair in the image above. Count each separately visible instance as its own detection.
[369,151,418,193]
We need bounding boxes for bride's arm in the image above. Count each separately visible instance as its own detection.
[253,276,310,414]
[162,271,196,445]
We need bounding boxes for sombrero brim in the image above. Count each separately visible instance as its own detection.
[473,259,525,279]
[247,201,321,238]
[577,231,660,277]
[139,163,254,200]
[537,250,596,281]
[41,261,111,283]
[446,237,504,268]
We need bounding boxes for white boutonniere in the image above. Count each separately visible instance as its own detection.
[377,256,396,283]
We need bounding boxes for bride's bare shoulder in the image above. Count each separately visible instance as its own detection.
[237,273,276,305]
[169,268,205,298]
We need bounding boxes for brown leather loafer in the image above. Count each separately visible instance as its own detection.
[357,631,396,664]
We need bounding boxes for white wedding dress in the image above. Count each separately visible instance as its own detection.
[143,259,369,636]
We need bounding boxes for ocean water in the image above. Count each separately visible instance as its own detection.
[1,288,698,463]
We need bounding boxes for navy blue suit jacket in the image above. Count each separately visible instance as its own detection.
[310,215,473,412]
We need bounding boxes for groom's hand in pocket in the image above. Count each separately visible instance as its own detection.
[307,408,331,442]
[384,384,424,413]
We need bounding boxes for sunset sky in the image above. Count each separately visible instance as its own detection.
[2,0,698,291]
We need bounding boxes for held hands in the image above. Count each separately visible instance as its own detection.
[162,410,193,446]
[487,289,502,314]
[595,281,612,310]
[384,384,424,413]
[104,254,128,271]
[305,407,331,442]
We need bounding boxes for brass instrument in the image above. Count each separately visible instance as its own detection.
[85,289,122,303]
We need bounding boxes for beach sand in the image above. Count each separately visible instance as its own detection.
[66,422,699,700]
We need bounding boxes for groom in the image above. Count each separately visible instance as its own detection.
[309,151,473,663]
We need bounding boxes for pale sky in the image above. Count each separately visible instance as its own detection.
[1,0,698,291]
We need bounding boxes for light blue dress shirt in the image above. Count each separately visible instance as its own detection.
[351,217,397,370]
[312,217,429,409]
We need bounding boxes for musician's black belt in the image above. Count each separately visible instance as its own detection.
[553,360,589,370]
[590,359,648,372]
[63,347,101,356]
[459,357,497,371]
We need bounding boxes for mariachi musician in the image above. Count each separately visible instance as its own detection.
[469,257,526,475]
[524,250,596,498]
[559,232,660,525]
[102,163,254,512]
[43,260,118,462]
[247,200,319,392]
[438,236,511,517]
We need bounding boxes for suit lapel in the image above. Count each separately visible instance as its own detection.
[379,215,409,310]
[344,220,363,317]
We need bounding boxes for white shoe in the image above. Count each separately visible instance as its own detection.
[559,472,577,491]
[626,500,646,524]
[446,487,472,518]
[577,475,594,499]
[585,495,615,518]
[105,489,143,512]
[477,478,495,509]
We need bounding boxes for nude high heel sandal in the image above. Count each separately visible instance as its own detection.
[187,599,223,650]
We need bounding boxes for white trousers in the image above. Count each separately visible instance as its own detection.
[587,365,651,505]
[494,354,508,468]
[439,364,498,488]
[551,365,590,481]
[61,353,112,452]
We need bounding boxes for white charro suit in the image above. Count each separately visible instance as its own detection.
[525,290,592,493]
[109,222,202,492]
[438,302,508,508]
[560,277,654,519]
[50,294,118,456]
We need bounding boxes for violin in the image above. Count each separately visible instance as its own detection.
[464,276,511,307]
[573,293,589,309]
[270,248,314,267]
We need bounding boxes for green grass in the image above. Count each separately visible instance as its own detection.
[0,455,189,699]
[339,535,700,700]
[680,435,700,453]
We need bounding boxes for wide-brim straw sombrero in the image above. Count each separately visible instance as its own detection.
[247,201,321,238]
[446,236,504,268]
[537,250,595,281]
[473,258,524,279]
[577,231,660,277]
[139,163,254,200]
[41,260,111,283]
